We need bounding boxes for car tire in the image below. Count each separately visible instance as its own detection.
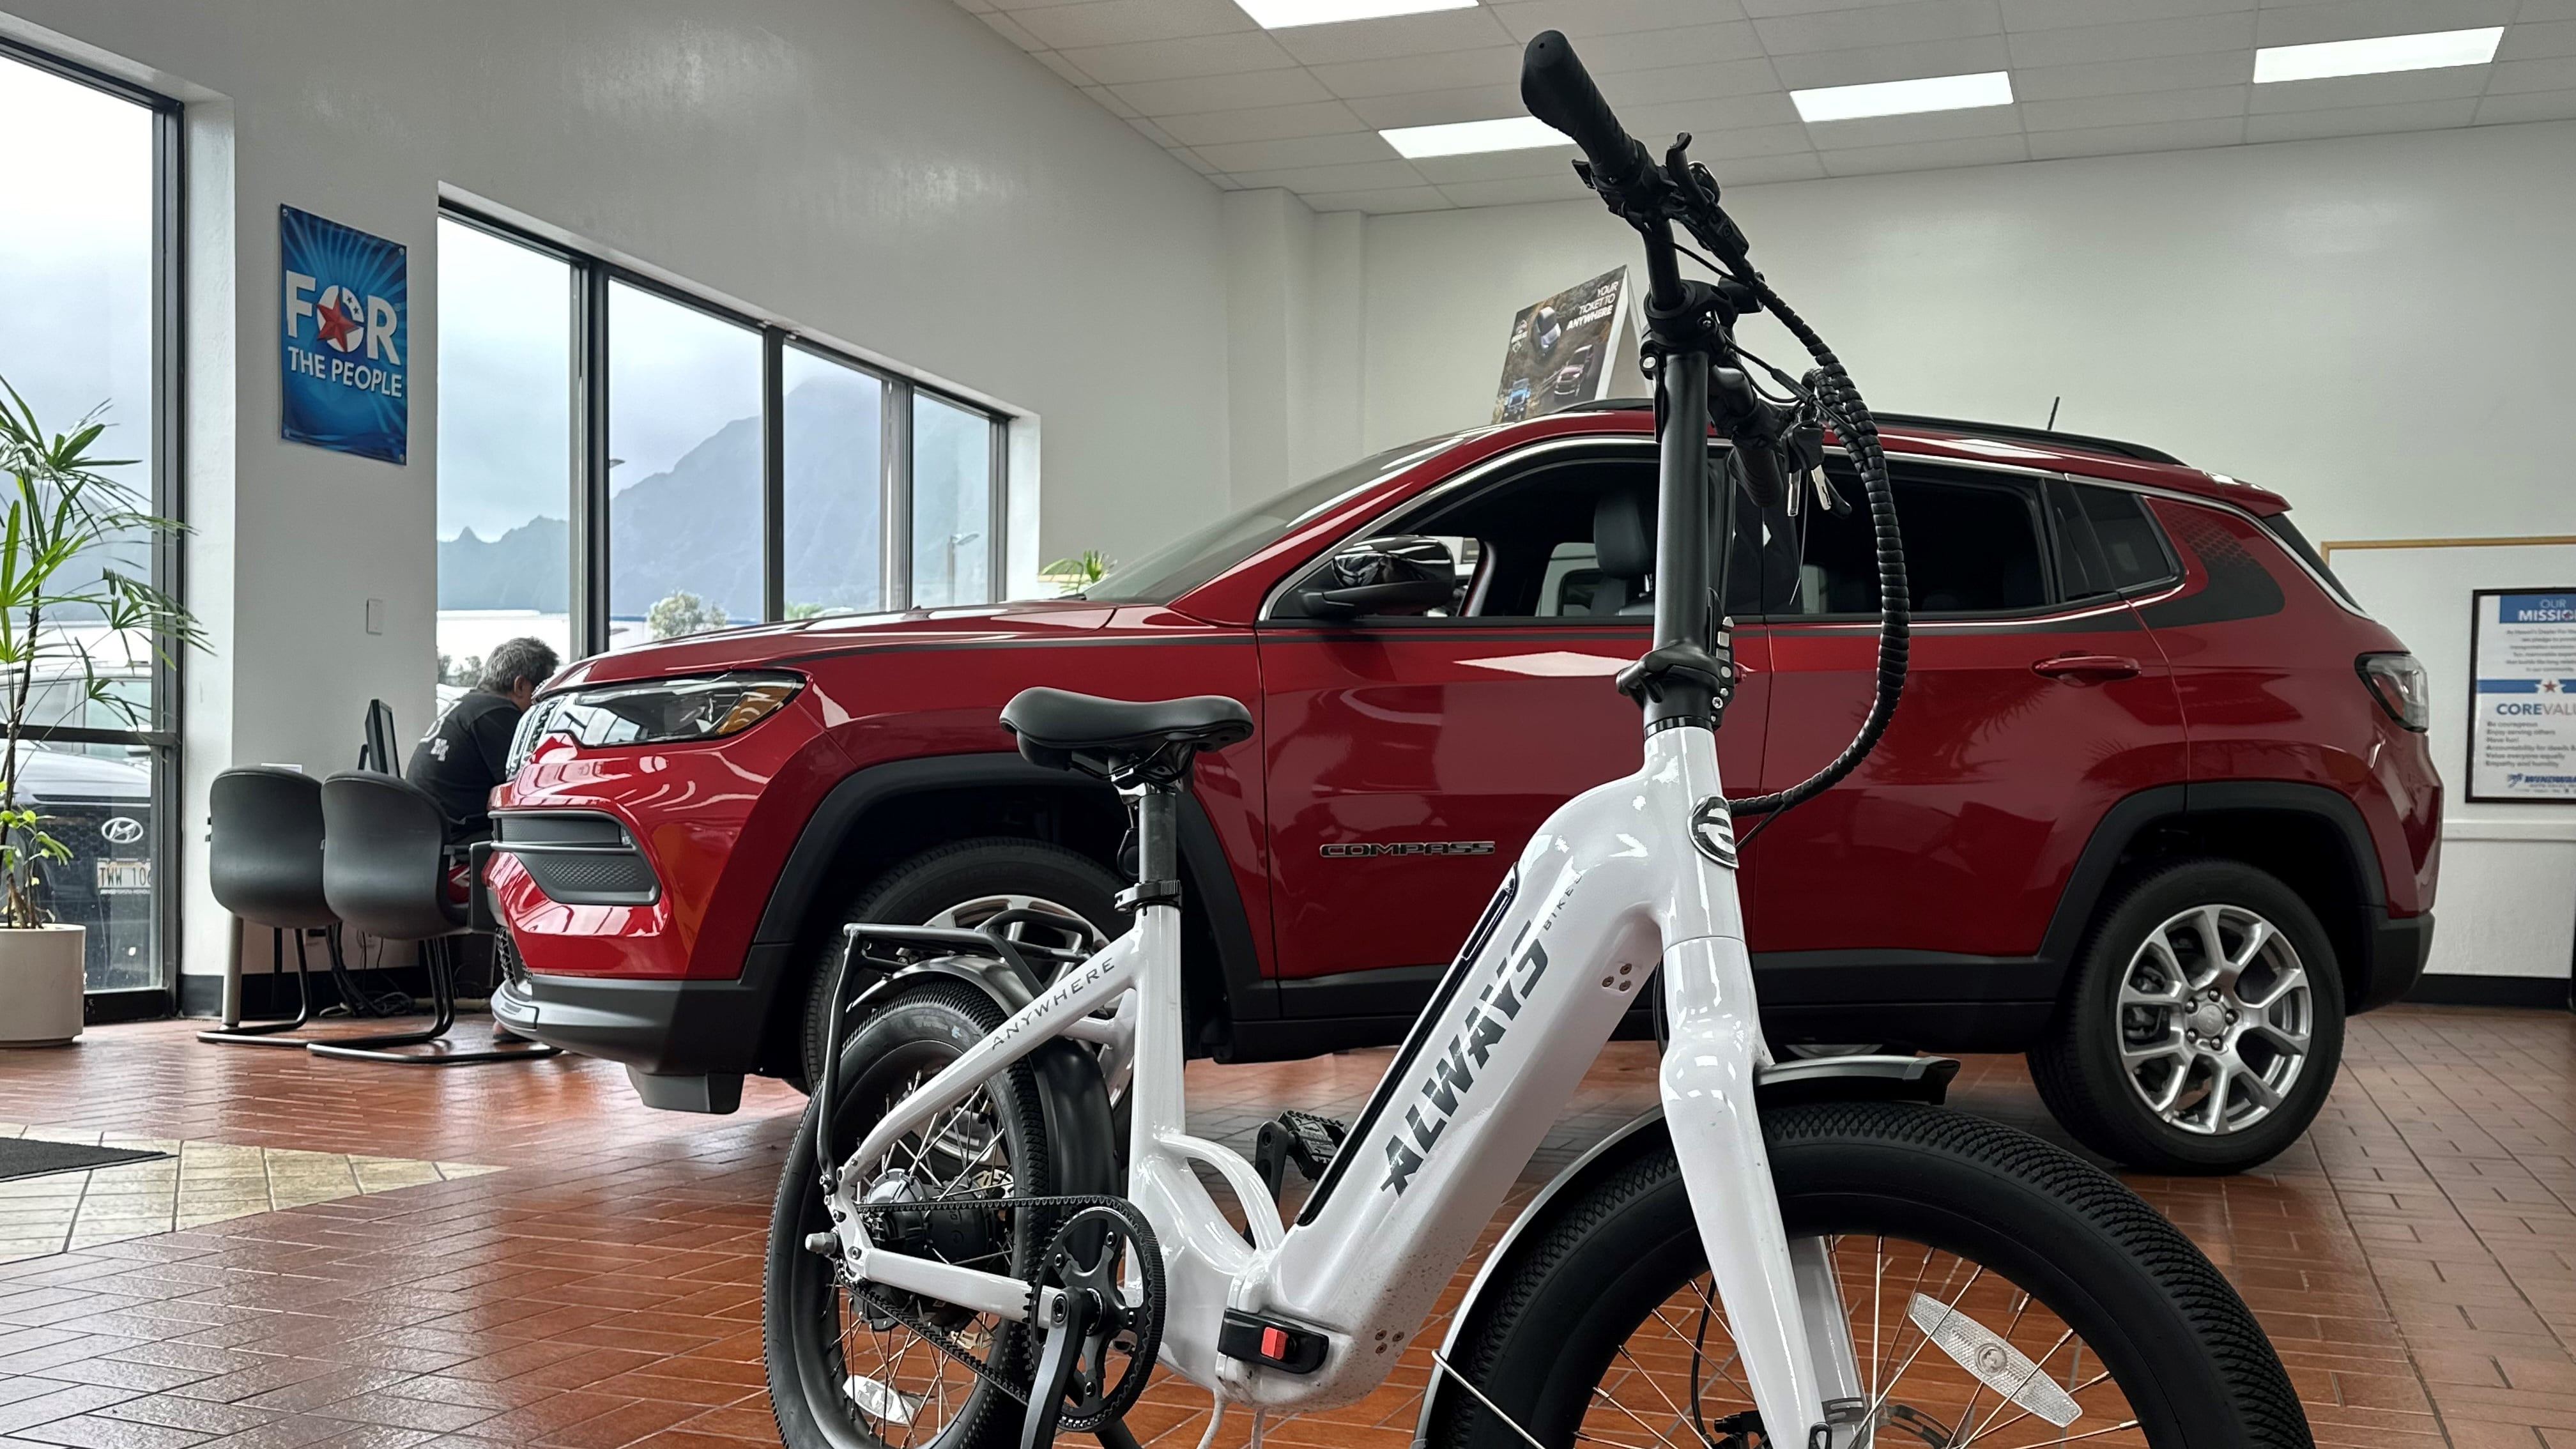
[2030,858,2345,1174]
[795,836,1127,1091]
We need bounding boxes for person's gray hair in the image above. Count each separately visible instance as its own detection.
[480,636,561,694]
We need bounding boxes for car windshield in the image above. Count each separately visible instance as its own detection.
[1078,433,1466,604]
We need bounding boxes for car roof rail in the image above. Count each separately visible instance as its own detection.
[1554,398,2186,468]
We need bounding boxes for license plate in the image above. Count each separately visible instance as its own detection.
[96,859,151,894]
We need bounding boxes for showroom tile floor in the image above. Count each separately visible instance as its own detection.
[0,1004,2564,1447]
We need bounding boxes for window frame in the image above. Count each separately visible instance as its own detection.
[0,38,186,1016]
[437,203,1012,658]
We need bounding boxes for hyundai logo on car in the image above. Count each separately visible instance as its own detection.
[99,816,145,846]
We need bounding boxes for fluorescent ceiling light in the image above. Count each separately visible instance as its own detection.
[1791,70,2013,123]
[2254,26,2503,83]
[1234,0,1471,29]
[1382,116,1567,158]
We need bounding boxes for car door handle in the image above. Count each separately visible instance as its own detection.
[2032,654,2141,680]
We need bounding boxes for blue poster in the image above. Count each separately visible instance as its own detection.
[280,205,407,464]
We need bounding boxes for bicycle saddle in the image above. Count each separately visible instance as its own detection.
[1001,687,1252,779]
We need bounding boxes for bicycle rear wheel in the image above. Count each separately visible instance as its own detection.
[1429,1101,2310,1448]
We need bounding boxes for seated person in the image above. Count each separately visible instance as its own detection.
[408,637,557,1037]
[408,636,558,842]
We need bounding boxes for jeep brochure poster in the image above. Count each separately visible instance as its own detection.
[2469,590,2576,801]
[1492,267,1628,424]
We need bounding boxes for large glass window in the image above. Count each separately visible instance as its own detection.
[783,347,885,617]
[436,207,1011,666]
[609,282,763,643]
[436,217,574,698]
[0,46,176,999]
[911,392,993,609]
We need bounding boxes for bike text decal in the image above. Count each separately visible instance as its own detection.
[1381,928,1549,1197]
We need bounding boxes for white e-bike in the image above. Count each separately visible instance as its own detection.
[765,32,2313,1449]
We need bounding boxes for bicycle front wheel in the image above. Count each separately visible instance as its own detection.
[1429,1100,2311,1448]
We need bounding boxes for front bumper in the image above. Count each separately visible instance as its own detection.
[492,944,791,1112]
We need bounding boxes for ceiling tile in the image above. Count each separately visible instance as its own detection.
[1126,116,1181,144]
[1802,100,2025,147]
[2026,114,2246,155]
[1193,130,1403,170]
[1110,69,1335,112]
[1437,172,1600,206]
[1406,146,1584,183]
[1767,33,2012,86]
[1014,0,1255,52]
[1227,157,1430,188]
[1309,45,1529,96]
[988,0,1121,12]
[1616,91,1807,133]
[1270,6,1520,63]
[1340,84,1528,128]
[1592,56,1786,105]
[1032,49,1101,84]
[1752,0,2003,55]
[1675,120,1830,157]
[1082,84,1142,116]
[2001,0,2250,31]
[2474,86,2576,120]
[2005,11,2256,66]
[980,10,1048,48]
[1156,98,1371,144]
[1165,146,1223,173]
[1704,149,1830,183]
[956,0,997,11]
[2253,0,2518,49]
[1301,185,1459,212]
[2489,54,2576,88]
[1055,31,1300,83]
[2242,95,2478,140]
[1817,132,2030,172]
[1573,21,1770,69]
[2246,63,2494,111]
[1491,0,1754,42]
[2517,0,2576,19]
[2022,80,2246,126]
[1741,0,1953,16]
[2500,19,2576,59]
[2011,49,2255,96]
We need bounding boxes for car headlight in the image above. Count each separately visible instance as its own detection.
[512,671,802,768]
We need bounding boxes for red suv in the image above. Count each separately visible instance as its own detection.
[486,406,2440,1172]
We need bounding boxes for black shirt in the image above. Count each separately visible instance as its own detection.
[406,688,523,838]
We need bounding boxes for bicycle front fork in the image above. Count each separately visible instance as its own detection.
[1659,931,1855,1446]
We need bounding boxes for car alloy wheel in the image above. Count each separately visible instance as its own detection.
[2113,903,2313,1137]
[923,893,1104,976]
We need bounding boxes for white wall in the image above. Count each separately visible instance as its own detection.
[1354,119,2576,551]
[1224,190,1363,510]
[1336,119,2576,986]
[0,0,1232,989]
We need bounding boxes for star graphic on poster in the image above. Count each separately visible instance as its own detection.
[314,293,362,350]
[2547,680,2563,693]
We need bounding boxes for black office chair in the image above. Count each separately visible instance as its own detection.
[310,771,557,1066]
[198,767,353,1046]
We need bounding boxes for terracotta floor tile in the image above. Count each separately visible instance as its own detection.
[0,1007,2568,1446]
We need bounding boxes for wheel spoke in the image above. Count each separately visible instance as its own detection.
[2235,962,2304,1013]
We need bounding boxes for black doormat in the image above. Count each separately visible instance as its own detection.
[0,1137,167,1184]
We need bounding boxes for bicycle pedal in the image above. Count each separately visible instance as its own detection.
[1253,1110,1347,1200]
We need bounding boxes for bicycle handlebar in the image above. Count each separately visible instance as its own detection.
[1520,32,1650,195]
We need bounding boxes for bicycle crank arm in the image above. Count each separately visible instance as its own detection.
[1021,1286,1093,1449]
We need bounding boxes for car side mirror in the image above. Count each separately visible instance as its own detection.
[1299,535,1457,620]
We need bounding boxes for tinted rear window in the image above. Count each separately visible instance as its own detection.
[2047,480,2179,597]
[2259,513,2359,610]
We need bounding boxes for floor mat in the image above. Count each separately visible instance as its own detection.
[0,1136,166,1183]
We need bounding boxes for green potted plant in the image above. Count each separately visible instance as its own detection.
[0,380,199,1045]
[1039,549,1114,595]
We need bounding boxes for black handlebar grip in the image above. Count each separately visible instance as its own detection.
[1521,31,1648,188]
[1732,445,1788,512]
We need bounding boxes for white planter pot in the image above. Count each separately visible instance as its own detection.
[0,925,84,1046]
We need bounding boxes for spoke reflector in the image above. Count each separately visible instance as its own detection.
[845,1373,924,1424]
[1907,1292,2082,1428]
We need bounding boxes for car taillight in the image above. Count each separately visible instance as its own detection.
[2358,652,2429,732]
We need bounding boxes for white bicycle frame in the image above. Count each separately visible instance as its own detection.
[827,720,1856,1439]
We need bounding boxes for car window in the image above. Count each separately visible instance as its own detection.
[1285,450,1763,622]
[2047,479,2177,597]
[1080,431,1465,604]
[1768,466,2047,617]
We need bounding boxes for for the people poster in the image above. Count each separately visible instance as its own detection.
[2469,589,2576,801]
[1491,268,1628,424]
[280,204,408,464]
